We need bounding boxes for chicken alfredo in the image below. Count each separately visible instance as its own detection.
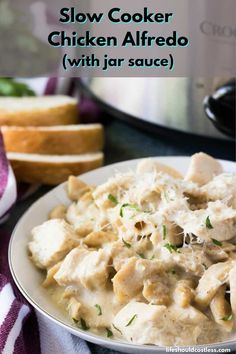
[28,153,236,346]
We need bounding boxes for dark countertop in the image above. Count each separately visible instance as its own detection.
[2,116,235,354]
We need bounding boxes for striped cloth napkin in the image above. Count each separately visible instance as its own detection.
[0,79,96,354]
[0,275,30,354]
[0,131,39,354]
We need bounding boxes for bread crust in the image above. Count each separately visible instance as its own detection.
[8,154,104,185]
[2,125,104,154]
[0,104,78,126]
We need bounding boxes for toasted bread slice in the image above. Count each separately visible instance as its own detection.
[0,96,78,126]
[7,152,103,185]
[2,124,104,154]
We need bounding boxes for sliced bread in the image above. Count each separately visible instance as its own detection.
[0,96,79,126]
[2,124,104,155]
[7,152,103,185]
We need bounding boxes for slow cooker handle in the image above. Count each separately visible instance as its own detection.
[203,79,235,138]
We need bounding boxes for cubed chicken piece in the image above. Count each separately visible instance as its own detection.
[84,231,117,248]
[185,152,223,186]
[210,285,233,332]
[183,173,236,209]
[48,205,66,220]
[167,304,218,345]
[112,301,167,345]
[112,257,166,303]
[28,219,78,269]
[54,247,111,290]
[201,173,236,208]
[113,301,210,346]
[136,159,183,179]
[168,303,208,325]
[67,176,91,201]
[195,261,234,306]
[173,200,236,242]
[169,304,211,345]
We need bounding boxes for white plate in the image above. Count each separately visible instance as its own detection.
[9,156,236,354]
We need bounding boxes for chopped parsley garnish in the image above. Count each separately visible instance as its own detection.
[108,194,118,205]
[137,253,145,259]
[106,327,113,337]
[221,314,233,321]
[202,263,208,270]
[206,216,213,229]
[72,318,79,323]
[95,304,102,316]
[120,203,140,217]
[211,238,222,247]
[162,225,167,240]
[171,270,176,275]
[163,243,180,253]
[150,255,155,260]
[125,314,137,327]
[122,238,132,248]
[112,324,122,335]
[79,318,90,330]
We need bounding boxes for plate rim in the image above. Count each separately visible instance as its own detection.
[8,156,236,352]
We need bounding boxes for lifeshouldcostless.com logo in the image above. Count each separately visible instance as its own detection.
[165,346,232,353]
